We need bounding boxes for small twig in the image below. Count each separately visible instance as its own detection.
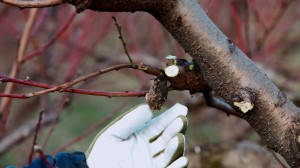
[230,1,245,52]
[257,0,293,50]
[0,8,38,136]
[0,90,147,99]
[42,96,70,148]
[35,147,54,168]
[27,109,44,164]
[269,148,288,168]
[59,64,133,91]
[0,63,162,99]
[205,0,216,13]
[21,12,77,64]
[0,113,56,156]
[112,16,134,65]
[0,0,63,8]
[203,91,242,118]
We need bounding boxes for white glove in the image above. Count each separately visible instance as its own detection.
[86,103,189,168]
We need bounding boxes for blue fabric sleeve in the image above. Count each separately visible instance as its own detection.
[7,152,88,168]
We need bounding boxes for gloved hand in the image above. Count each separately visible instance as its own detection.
[86,103,189,168]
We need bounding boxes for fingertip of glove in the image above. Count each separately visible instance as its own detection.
[132,104,153,118]
[172,103,188,116]
[177,157,189,167]
[173,116,188,134]
[171,116,187,129]
[169,133,185,150]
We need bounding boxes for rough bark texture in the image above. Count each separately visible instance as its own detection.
[8,0,300,167]
[150,1,300,167]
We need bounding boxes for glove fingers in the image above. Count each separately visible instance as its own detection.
[103,104,153,140]
[153,133,185,168]
[167,157,189,168]
[138,103,187,141]
[86,104,153,158]
[150,116,187,156]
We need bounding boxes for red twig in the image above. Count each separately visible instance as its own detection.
[205,0,216,13]
[21,12,77,63]
[0,9,38,136]
[230,1,245,52]
[0,63,162,99]
[0,88,147,99]
[27,110,44,164]
[42,96,69,148]
[1,0,63,8]
[35,147,54,168]
[64,12,93,81]
[256,0,293,51]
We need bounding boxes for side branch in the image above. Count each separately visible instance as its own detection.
[0,0,63,8]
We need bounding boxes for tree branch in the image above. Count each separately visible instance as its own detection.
[0,8,38,136]
[149,1,300,167]
[203,91,242,118]
[0,0,63,8]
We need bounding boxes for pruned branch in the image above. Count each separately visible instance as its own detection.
[0,0,63,8]
[0,61,207,100]
[203,91,241,118]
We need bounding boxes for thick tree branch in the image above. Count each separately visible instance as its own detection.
[0,0,63,8]
[150,1,300,167]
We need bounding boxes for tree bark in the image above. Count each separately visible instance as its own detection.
[150,1,300,167]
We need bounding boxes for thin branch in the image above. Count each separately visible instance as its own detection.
[230,1,245,52]
[257,0,293,50]
[112,16,134,65]
[59,64,132,91]
[0,89,147,99]
[35,147,54,168]
[203,91,242,118]
[42,96,71,148]
[0,8,38,136]
[27,110,44,164]
[0,113,55,156]
[205,0,216,13]
[21,11,77,64]
[0,63,163,99]
[0,0,63,8]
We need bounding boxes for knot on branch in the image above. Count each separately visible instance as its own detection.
[66,0,91,13]
[232,88,255,113]
[167,59,210,94]
[145,59,210,109]
[146,77,168,110]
